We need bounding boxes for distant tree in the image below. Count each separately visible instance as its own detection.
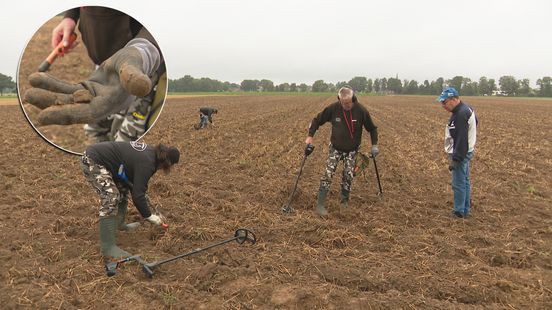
[387,77,402,94]
[312,80,329,92]
[0,73,15,95]
[373,79,380,92]
[405,80,419,94]
[335,81,348,89]
[241,79,260,91]
[478,76,490,95]
[298,83,308,92]
[499,75,518,96]
[488,78,497,94]
[518,79,531,96]
[536,77,552,97]
[380,78,388,91]
[366,79,373,93]
[419,80,431,95]
[433,77,445,94]
[260,79,274,92]
[348,76,368,92]
[327,83,336,92]
[448,76,464,91]
[462,81,479,96]
[290,83,297,92]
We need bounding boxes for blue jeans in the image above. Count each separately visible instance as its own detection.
[451,152,474,216]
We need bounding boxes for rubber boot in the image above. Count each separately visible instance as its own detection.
[340,189,350,208]
[99,216,132,259]
[315,188,329,216]
[117,200,141,231]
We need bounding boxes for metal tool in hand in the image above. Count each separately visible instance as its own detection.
[142,228,257,278]
[282,144,314,213]
[38,32,77,72]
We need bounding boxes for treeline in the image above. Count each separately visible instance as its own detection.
[0,73,16,95]
[170,74,552,97]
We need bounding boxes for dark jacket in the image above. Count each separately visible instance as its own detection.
[199,107,217,122]
[65,7,163,66]
[309,101,378,152]
[446,101,477,162]
[85,141,157,218]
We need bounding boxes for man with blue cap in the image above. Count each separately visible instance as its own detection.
[438,87,478,218]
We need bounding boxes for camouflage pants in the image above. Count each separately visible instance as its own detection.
[81,153,127,217]
[113,96,152,142]
[320,144,358,192]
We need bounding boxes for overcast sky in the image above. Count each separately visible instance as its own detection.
[3,0,551,85]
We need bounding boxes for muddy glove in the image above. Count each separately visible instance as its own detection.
[24,38,160,126]
[371,145,379,157]
[145,214,162,226]
[304,144,315,156]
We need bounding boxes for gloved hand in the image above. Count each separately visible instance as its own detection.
[145,214,162,226]
[448,159,459,171]
[24,38,160,126]
[304,144,315,156]
[371,145,379,157]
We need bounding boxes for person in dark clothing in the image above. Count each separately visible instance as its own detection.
[197,107,218,129]
[438,87,477,218]
[25,6,166,144]
[306,86,379,216]
[81,141,179,258]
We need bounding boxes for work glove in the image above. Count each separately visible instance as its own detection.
[304,144,315,156]
[24,38,160,126]
[371,145,379,157]
[145,214,163,226]
[448,159,460,171]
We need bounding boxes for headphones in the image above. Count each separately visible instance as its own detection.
[337,85,358,103]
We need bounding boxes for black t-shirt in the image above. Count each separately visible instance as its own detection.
[308,101,378,152]
[85,141,156,218]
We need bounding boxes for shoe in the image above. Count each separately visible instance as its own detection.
[99,216,132,259]
[117,199,141,231]
[315,188,328,216]
[340,189,350,208]
[452,211,464,218]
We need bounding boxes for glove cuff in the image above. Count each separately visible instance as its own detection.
[126,38,160,77]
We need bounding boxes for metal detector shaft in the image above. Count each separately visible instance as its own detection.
[282,154,307,211]
[143,228,256,277]
[371,155,383,195]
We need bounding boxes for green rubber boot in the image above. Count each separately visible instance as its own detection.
[315,188,329,216]
[117,199,141,231]
[99,216,132,259]
[340,189,350,208]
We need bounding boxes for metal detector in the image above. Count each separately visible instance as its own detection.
[282,144,314,213]
[142,228,256,278]
[371,154,383,196]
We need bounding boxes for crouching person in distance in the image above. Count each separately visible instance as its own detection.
[81,141,180,258]
[305,86,379,216]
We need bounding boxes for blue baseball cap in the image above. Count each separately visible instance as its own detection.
[437,87,459,103]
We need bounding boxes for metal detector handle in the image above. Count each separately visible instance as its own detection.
[234,228,257,245]
[304,144,315,156]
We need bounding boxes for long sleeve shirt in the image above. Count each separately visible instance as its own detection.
[308,101,378,152]
[85,141,157,218]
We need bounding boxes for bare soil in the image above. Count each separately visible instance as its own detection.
[1,93,551,309]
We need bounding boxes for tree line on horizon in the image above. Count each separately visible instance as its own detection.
[169,74,552,97]
[2,72,550,97]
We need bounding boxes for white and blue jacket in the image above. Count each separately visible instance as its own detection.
[444,101,477,162]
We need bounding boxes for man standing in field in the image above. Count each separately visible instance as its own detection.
[438,87,477,218]
[305,86,379,216]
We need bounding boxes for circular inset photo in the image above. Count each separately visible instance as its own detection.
[17,6,167,155]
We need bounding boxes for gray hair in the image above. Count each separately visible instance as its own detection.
[338,87,354,100]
